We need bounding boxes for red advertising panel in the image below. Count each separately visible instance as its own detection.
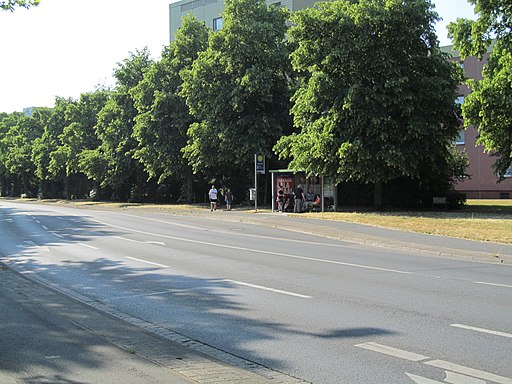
[275,175,294,210]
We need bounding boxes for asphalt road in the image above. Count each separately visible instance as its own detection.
[1,201,511,383]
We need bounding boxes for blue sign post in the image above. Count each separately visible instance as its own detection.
[256,154,265,175]
[254,154,265,211]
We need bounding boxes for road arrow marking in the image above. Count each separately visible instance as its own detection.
[444,371,486,384]
[425,360,512,384]
[405,373,443,384]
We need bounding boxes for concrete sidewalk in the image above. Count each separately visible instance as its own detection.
[0,263,305,384]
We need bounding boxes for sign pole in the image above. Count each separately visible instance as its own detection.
[254,154,258,212]
[254,154,265,212]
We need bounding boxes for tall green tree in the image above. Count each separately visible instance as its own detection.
[0,112,43,195]
[48,90,109,198]
[82,49,153,201]
[180,0,292,180]
[0,112,18,195]
[275,0,462,207]
[132,15,208,202]
[448,0,512,177]
[31,98,74,198]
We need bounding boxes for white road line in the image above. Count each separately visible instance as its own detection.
[42,225,48,230]
[405,373,443,384]
[444,371,486,384]
[354,342,429,362]
[125,256,170,268]
[117,212,350,249]
[89,219,412,275]
[425,360,512,384]
[51,232,64,238]
[475,281,512,289]
[77,243,99,250]
[113,236,166,246]
[223,279,312,299]
[451,324,512,339]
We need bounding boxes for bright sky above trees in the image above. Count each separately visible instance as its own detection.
[0,0,475,113]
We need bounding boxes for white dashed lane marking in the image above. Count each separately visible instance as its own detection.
[451,324,512,339]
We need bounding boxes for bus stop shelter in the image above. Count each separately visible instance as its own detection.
[269,169,337,213]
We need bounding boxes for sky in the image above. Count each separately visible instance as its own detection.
[0,0,476,113]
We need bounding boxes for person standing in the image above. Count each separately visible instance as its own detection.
[208,185,218,211]
[225,188,234,211]
[277,185,285,212]
[293,184,305,213]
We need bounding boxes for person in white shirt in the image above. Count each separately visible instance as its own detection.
[208,185,218,211]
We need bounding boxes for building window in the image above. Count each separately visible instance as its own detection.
[454,129,465,145]
[213,17,223,31]
[496,165,512,178]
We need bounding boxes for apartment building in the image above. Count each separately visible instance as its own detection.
[442,45,512,199]
[169,0,318,41]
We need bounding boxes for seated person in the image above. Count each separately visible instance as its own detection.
[283,197,294,212]
[313,195,321,208]
[304,190,315,211]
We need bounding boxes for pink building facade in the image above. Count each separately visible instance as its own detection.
[442,45,512,199]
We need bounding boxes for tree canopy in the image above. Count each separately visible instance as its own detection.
[180,0,293,178]
[0,0,469,207]
[1,0,39,11]
[132,15,208,202]
[448,0,512,177]
[274,0,463,205]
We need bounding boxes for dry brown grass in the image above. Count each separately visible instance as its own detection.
[302,199,512,244]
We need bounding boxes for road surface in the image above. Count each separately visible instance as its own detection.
[1,200,511,383]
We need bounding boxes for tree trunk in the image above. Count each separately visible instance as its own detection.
[374,181,383,209]
[64,176,71,199]
[186,166,194,204]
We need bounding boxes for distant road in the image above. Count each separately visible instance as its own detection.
[1,201,511,383]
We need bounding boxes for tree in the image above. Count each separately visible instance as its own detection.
[180,0,292,181]
[274,0,463,207]
[1,0,39,11]
[448,0,512,177]
[48,90,109,198]
[132,15,208,202]
[0,112,44,196]
[86,49,153,201]
[0,112,18,195]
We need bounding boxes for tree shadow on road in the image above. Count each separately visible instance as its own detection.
[0,204,399,381]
